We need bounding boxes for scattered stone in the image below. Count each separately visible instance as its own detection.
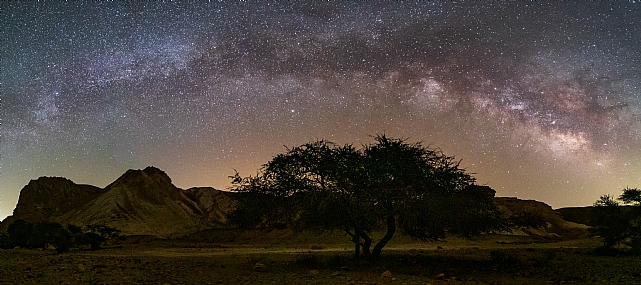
[381,270,393,278]
[252,262,267,272]
[309,269,319,276]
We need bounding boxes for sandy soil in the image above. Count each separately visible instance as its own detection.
[1,235,640,284]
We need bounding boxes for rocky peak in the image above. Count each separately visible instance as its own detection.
[12,177,102,222]
[143,166,172,184]
[108,166,172,189]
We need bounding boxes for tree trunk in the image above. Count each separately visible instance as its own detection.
[360,231,372,258]
[352,234,360,259]
[371,215,396,259]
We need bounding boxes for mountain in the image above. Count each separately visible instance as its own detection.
[1,167,235,237]
[0,177,103,230]
[495,197,589,239]
[184,187,235,229]
[2,167,588,239]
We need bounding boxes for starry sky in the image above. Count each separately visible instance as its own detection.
[2,1,641,220]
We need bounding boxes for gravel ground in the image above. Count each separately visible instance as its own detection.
[1,237,640,284]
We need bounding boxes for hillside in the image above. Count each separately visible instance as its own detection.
[1,167,234,237]
[495,197,589,239]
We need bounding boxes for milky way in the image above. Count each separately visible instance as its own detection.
[2,2,640,219]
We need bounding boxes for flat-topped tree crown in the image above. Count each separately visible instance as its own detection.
[228,135,505,260]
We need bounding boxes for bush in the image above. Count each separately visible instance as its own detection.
[73,224,123,250]
[592,246,625,256]
[539,249,556,264]
[295,253,320,267]
[3,220,121,253]
[0,231,11,249]
[590,189,641,251]
[490,249,520,265]
[7,219,32,248]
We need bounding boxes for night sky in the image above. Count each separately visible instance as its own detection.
[2,2,641,220]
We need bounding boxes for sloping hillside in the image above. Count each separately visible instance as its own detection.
[1,167,233,238]
[495,197,589,239]
[59,167,204,237]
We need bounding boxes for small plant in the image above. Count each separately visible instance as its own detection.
[326,254,348,269]
[539,249,556,264]
[295,253,320,267]
[0,231,11,249]
[249,254,271,265]
[490,249,520,265]
[592,246,624,256]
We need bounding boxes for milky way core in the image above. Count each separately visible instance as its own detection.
[2,2,641,219]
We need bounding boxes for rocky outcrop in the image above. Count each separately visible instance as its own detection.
[12,177,102,222]
[60,167,205,237]
[185,187,236,229]
[2,167,234,238]
[495,197,589,239]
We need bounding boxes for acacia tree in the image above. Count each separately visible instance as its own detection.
[591,188,641,250]
[228,135,504,259]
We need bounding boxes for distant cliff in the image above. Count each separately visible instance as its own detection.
[10,177,102,222]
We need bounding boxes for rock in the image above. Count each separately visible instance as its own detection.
[436,273,445,279]
[331,271,341,276]
[309,269,319,276]
[77,264,85,272]
[253,262,267,272]
[381,270,393,278]
[436,246,443,250]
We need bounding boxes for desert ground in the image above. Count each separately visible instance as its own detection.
[1,231,640,285]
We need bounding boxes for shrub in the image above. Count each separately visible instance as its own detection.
[7,219,32,248]
[0,231,11,249]
[490,249,520,265]
[295,253,320,267]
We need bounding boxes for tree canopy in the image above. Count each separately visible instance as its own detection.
[591,188,641,252]
[228,135,504,259]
